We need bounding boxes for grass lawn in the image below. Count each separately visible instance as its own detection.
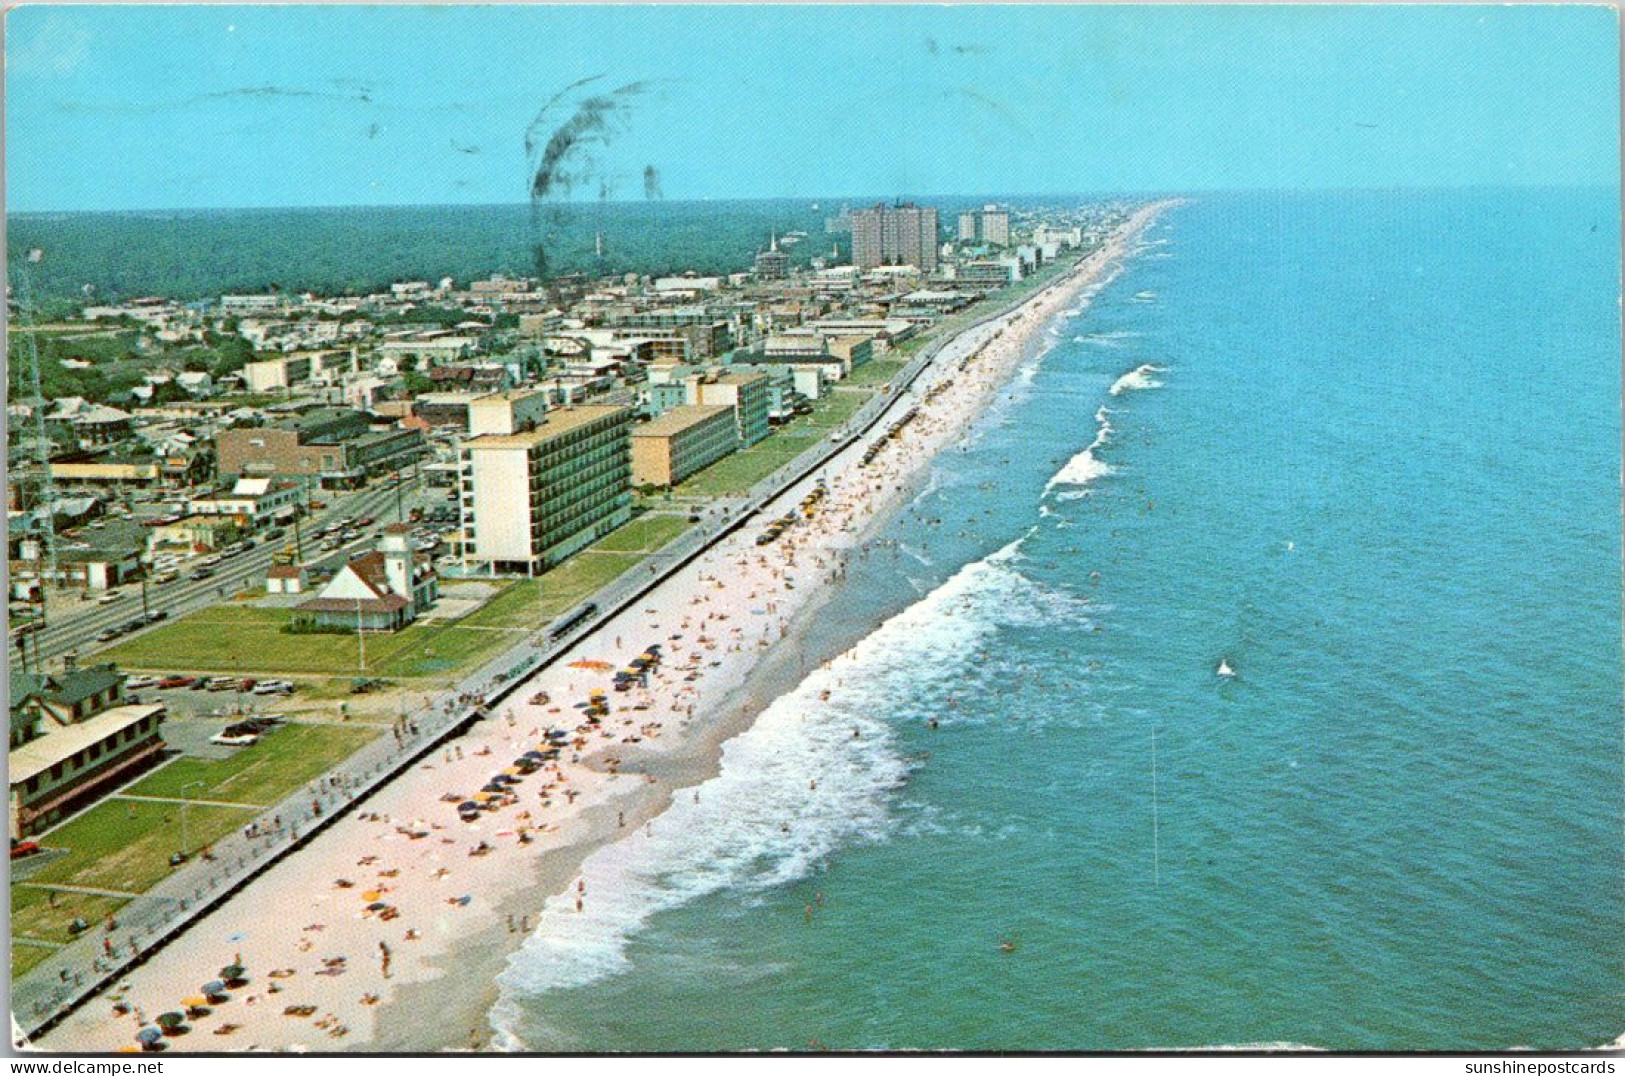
[802,390,869,428]
[459,551,644,632]
[841,359,907,387]
[11,887,129,944]
[100,606,425,676]
[11,940,59,978]
[123,723,378,806]
[589,513,692,554]
[28,798,257,894]
[673,438,811,497]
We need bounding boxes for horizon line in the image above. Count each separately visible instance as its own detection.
[8,182,1619,218]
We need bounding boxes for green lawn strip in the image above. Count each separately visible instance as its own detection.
[100,606,422,676]
[28,799,257,893]
[11,888,129,945]
[588,514,692,554]
[802,390,870,427]
[11,940,60,978]
[675,437,815,497]
[373,624,529,678]
[457,551,645,636]
[123,723,379,806]
[840,359,907,387]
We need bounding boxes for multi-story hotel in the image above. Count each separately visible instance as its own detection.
[630,404,740,487]
[851,203,939,272]
[460,405,633,575]
[957,205,1012,247]
[688,369,772,446]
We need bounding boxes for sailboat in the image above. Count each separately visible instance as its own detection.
[1216,659,1236,678]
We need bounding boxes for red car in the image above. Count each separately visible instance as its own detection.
[239,678,257,692]
[157,676,197,689]
[357,517,374,526]
[10,841,40,860]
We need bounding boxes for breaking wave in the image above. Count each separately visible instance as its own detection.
[1045,405,1116,492]
[490,538,1052,1042]
[1109,363,1165,396]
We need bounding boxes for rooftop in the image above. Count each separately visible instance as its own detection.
[466,405,630,449]
[634,405,733,438]
[9,703,165,785]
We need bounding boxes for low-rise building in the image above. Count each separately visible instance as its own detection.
[8,661,167,839]
[292,527,439,631]
[630,404,739,487]
[190,476,303,526]
[216,408,427,489]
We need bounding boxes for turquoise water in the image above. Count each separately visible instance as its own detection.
[494,189,1623,1051]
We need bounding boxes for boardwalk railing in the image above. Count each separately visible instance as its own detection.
[12,248,1098,1043]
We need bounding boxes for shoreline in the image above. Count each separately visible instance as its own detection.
[32,203,1169,1055]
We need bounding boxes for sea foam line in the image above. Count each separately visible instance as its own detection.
[490,538,1049,1037]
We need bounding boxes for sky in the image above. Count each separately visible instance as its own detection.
[6,4,1619,211]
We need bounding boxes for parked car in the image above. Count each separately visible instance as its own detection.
[153,571,180,584]
[9,841,41,861]
[157,676,196,689]
[145,610,168,623]
[94,628,121,642]
[124,675,158,689]
[188,568,215,581]
[95,592,123,606]
[209,732,258,747]
[206,676,240,692]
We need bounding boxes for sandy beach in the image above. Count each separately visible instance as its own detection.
[32,203,1165,1055]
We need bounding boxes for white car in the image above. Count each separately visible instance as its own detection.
[95,592,123,605]
[209,732,258,747]
[124,675,158,690]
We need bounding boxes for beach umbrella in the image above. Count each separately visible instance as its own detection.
[522,751,548,762]
[366,902,389,912]
[220,964,246,982]
[181,995,209,1009]
[501,766,525,777]
[136,1027,162,1045]
[201,980,226,998]
[458,801,480,812]
[155,1012,184,1030]
[362,889,382,902]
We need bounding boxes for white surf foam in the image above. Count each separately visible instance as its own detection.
[1073,329,1141,348]
[490,539,1050,1035]
[1109,363,1165,397]
[1044,405,1116,492]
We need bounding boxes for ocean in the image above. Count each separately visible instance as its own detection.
[490,189,1623,1051]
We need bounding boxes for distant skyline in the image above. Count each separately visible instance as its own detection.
[7,4,1619,212]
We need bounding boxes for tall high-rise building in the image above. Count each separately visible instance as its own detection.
[957,205,1012,248]
[851,204,939,272]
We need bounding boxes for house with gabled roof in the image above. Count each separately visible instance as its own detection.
[8,658,167,838]
[291,526,438,632]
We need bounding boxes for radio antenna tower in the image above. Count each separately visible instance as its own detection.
[17,250,60,619]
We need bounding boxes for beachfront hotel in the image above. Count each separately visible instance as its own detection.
[851,203,940,272]
[630,404,741,488]
[459,405,634,576]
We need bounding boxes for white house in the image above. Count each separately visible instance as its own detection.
[292,527,438,632]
